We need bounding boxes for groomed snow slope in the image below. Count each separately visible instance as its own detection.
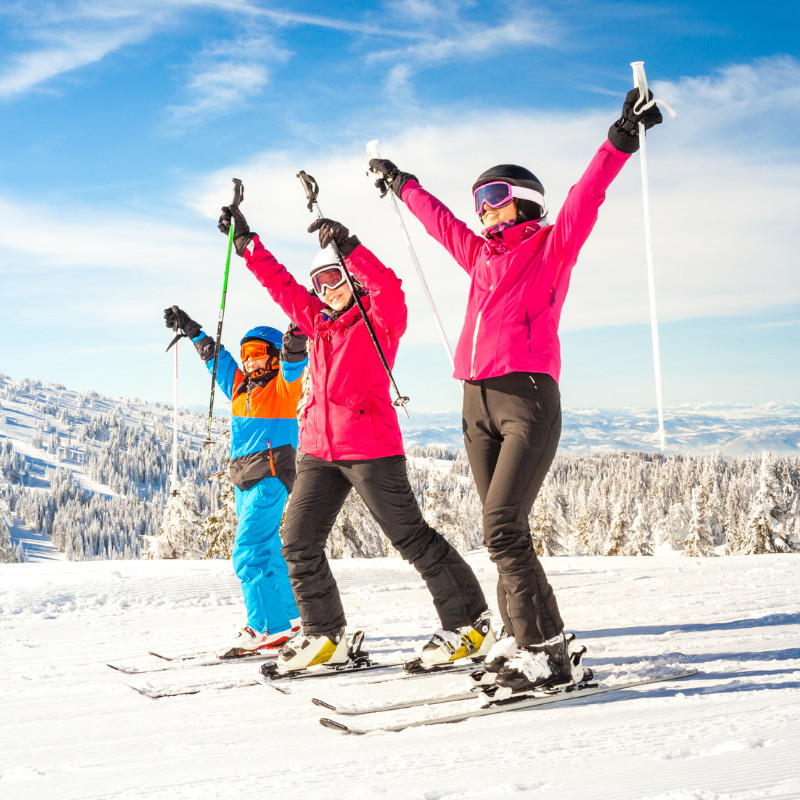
[1,553,798,800]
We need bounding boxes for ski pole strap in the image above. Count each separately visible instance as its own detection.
[231,178,244,209]
[630,61,677,118]
[297,171,319,212]
[166,332,186,352]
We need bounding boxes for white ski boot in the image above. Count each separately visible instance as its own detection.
[275,627,349,674]
[405,612,496,672]
[217,621,300,660]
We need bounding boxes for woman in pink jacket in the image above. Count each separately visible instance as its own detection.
[369,88,663,693]
[218,208,490,673]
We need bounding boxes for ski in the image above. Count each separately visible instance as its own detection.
[318,669,698,733]
[107,649,279,674]
[128,675,262,699]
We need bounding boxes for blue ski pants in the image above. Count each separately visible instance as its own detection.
[233,477,298,634]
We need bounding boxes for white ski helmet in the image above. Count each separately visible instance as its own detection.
[310,245,339,273]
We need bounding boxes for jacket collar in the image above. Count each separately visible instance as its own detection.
[484,219,543,254]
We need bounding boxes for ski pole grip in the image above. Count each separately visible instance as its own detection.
[297,171,319,212]
[630,61,649,113]
[230,178,244,209]
[366,139,382,160]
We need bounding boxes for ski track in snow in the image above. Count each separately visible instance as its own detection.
[1,554,799,800]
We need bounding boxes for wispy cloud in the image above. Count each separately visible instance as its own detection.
[0,0,266,100]
[165,35,290,129]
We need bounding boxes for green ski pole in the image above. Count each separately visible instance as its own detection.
[205,178,244,446]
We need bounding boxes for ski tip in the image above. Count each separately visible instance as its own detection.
[126,683,156,699]
[311,697,337,711]
[319,717,359,734]
[107,663,127,672]
[147,651,174,661]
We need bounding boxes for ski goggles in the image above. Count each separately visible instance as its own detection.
[311,265,347,295]
[241,342,270,361]
[473,181,545,216]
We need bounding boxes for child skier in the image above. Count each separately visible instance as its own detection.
[215,207,491,674]
[163,307,307,658]
[367,87,663,692]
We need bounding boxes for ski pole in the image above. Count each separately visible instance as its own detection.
[165,309,187,494]
[205,178,244,445]
[296,170,410,416]
[630,61,675,452]
[366,140,455,372]
[171,319,179,495]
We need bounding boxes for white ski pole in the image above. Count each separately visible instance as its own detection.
[630,61,675,451]
[367,139,456,371]
[171,323,180,495]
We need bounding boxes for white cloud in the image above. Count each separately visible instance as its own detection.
[0,0,270,99]
[180,57,800,347]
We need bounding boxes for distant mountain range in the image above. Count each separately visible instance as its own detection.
[2,373,798,457]
[399,403,800,456]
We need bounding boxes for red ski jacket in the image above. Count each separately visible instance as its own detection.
[244,240,406,461]
[401,138,630,383]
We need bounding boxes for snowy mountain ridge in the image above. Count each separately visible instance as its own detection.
[3,372,797,457]
[401,401,800,456]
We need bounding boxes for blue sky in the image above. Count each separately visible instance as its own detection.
[1,1,798,424]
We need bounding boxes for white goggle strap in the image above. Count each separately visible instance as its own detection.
[510,186,546,215]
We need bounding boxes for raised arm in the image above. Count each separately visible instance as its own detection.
[546,88,663,271]
[368,159,484,275]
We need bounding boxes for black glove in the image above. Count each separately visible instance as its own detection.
[163,306,201,339]
[218,205,255,256]
[282,322,309,363]
[368,158,417,199]
[608,88,663,154]
[307,218,360,258]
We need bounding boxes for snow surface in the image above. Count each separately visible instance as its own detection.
[2,553,799,800]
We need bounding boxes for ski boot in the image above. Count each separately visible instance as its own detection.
[404,612,496,673]
[216,621,300,660]
[273,627,349,674]
[493,632,590,695]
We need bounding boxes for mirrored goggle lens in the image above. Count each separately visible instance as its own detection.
[241,342,269,360]
[311,266,346,294]
[473,182,514,214]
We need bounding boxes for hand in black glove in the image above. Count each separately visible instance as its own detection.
[282,322,309,363]
[218,205,255,256]
[163,306,201,339]
[307,218,360,258]
[367,158,418,200]
[608,88,664,154]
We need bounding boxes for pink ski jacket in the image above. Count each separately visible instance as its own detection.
[244,239,406,461]
[401,138,630,383]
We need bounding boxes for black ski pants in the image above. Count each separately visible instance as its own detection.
[462,371,564,647]
[280,453,488,637]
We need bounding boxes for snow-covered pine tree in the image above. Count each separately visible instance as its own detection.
[742,455,791,554]
[604,496,630,556]
[148,477,204,559]
[684,485,715,557]
[628,498,654,556]
[0,485,25,563]
[529,480,566,557]
[202,469,238,559]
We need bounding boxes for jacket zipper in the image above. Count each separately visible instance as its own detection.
[470,310,482,379]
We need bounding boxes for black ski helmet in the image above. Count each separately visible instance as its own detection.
[472,164,545,223]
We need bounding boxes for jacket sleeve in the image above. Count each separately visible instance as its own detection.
[345,243,407,339]
[244,235,322,337]
[545,139,630,277]
[400,180,485,277]
[279,355,307,385]
[195,340,240,401]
